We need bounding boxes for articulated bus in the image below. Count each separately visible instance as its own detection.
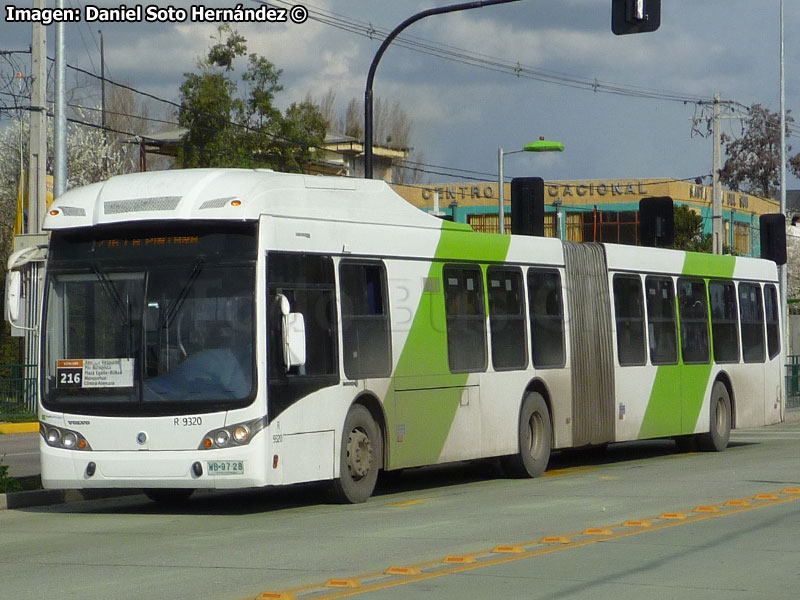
[5,169,784,503]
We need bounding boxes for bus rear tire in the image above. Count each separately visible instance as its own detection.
[330,405,382,503]
[698,381,731,452]
[143,488,194,505]
[502,392,552,478]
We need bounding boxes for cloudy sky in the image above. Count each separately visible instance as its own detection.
[2,0,799,189]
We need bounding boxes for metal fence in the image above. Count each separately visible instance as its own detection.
[787,356,800,409]
[0,364,37,420]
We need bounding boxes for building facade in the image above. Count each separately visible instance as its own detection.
[392,178,780,257]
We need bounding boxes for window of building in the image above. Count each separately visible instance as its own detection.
[645,276,678,365]
[582,210,639,244]
[565,213,583,242]
[487,267,527,370]
[467,213,511,234]
[739,282,765,363]
[613,275,646,366]
[677,278,710,364]
[765,284,781,360]
[443,265,487,373]
[339,261,392,378]
[709,280,739,363]
[734,222,751,255]
[528,269,565,368]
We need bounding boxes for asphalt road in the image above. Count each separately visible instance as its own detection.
[1,421,799,600]
[0,432,39,479]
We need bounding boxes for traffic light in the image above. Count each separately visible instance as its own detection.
[760,214,787,265]
[612,0,661,35]
[639,197,674,247]
[511,177,545,237]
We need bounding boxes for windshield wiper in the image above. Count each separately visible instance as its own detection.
[92,264,129,325]
[160,257,204,330]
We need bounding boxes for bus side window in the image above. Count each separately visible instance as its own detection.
[739,282,765,363]
[612,274,646,366]
[487,266,527,371]
[709,280,740,363]
[528,269,565,369]
[677,278,710,364]
[645,276,677,365]
[765,284,781,360]
[443,265,487,373]
[339,261,392,378]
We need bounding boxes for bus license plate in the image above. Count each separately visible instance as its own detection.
[206,461,245,475]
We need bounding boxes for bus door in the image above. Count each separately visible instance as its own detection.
[677,278,713,434]
[738,282,767,425]
[387,263,483,469]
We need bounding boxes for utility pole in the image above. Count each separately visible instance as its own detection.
[54,0,67,199]
[712,93,723,254]
[780,0,788,361]
[28,0,47,234]
[99,30,106,129]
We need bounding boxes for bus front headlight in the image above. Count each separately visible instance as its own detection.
[198,417,266,450]
[40,424,92,450]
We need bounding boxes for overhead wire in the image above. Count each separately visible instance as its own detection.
[255,0,710,104]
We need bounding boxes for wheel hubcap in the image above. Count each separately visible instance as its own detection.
[346,427,372,481]
[526,412,544,458]
[714,398,726,434]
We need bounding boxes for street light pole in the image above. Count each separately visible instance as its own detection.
[364,0,524,179]
[498,147,505,234]
[498,138,564,234]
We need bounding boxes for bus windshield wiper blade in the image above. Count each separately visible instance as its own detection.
[92,264,129,325]
[160,257,204,330]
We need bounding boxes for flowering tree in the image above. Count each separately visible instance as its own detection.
[0,112,135,249]
[787,224,800,301]
[0,112,136,361]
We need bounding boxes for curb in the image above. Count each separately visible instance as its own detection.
[0,487,140,511]
[0,422,39,435]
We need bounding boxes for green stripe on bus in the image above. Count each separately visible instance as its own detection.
[386,229,511,469]
[639,253,736,439]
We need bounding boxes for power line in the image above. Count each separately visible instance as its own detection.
[255,0,710,104]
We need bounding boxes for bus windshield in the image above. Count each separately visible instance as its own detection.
[42,224,257,416]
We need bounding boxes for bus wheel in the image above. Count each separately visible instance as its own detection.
[502,392,552,478]
[698,381,731,452]
[143,488,194,505]
[331,405,382,503]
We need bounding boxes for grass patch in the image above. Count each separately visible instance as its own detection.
[0,411,37,423]
[0,456,23,493]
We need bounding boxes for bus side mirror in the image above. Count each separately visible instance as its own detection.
[278,294,306,371]
[5,271,23,328]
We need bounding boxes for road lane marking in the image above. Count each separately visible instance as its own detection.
[248,488,800,600]
[386,499,426,507]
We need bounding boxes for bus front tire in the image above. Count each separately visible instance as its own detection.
[330,405,382,503]
[502,392,552,478]
[698,381,731,452]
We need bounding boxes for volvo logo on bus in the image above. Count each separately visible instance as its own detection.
[136,432,148,445]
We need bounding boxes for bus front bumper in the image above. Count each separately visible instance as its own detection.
[40,443,270,490]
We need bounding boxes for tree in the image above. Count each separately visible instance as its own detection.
[672,204,712,253]
[178,26,326,171]
[0,113,135,364]
[0,113,135,259]
[720,104,800,198]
